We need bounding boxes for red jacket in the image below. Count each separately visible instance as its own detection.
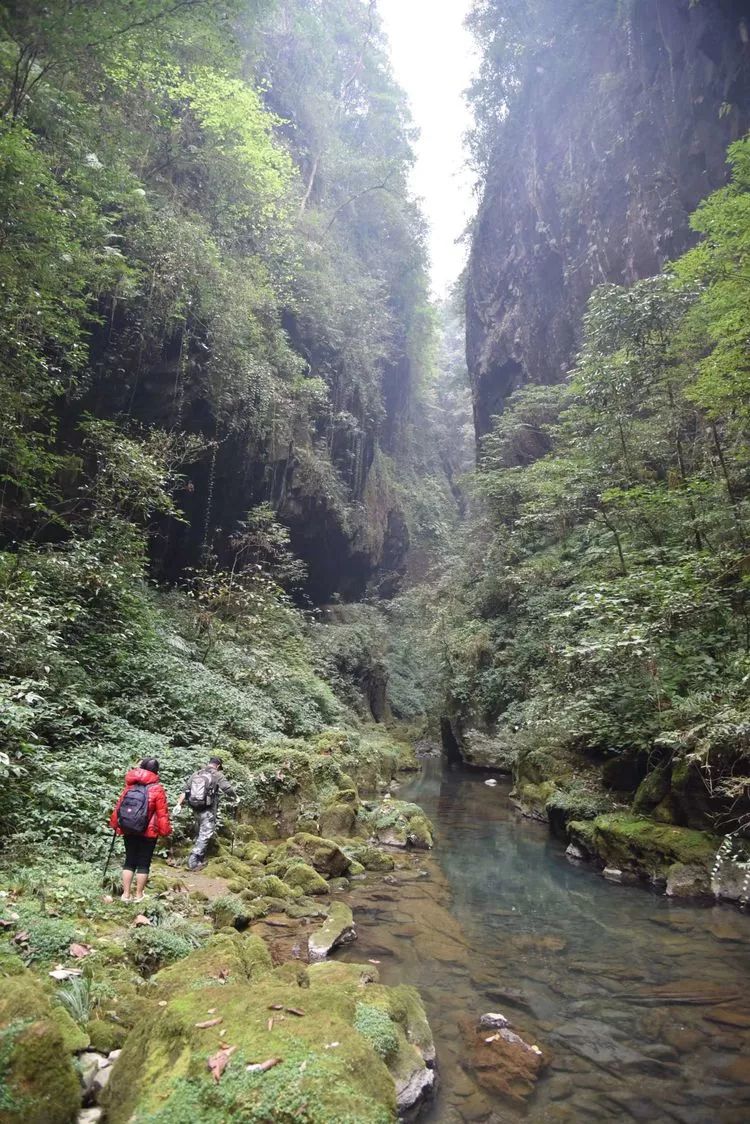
[110,768,172,838]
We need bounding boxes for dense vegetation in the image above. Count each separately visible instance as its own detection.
[0,0,460,854]
[439,136,750,835]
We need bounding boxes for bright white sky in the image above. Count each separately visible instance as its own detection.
[377,0,477,296]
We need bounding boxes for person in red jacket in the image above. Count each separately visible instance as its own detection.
[109,757,171,902]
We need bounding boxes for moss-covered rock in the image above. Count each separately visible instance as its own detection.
[85,1017,128,1054]
[283,862,330,896]
[569,813,718,885]
[365,799,433,849]
[102,950,418,1124]
[280,833,350,878]
[153,931,272,999]
[344,844,395,873]
[319,803,357,838]
[0,974,81,1124]
[633,766,672,815]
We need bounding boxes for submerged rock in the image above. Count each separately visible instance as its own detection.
[460,1013,546,1102]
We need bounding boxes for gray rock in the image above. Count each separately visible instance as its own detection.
[666,862,710,898]
[565,843,586,862]
[479,1012,509,1029]
[78,1053,105,1093]
[603,867,623,882]
[77,1110,103,1124]
[307,902,357,962]
[395,1060,435,1120]
[92,1065,113,1097]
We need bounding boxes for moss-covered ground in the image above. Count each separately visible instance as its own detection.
[0,728,434,1122]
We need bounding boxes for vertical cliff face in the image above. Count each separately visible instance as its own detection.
[466,0,750,439]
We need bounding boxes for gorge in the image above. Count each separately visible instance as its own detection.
[1,1,750,1122]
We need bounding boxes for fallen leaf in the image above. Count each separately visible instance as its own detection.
[158,1001,167,1007]
[13,931,29,944]
[102,895,114,904]
[195,1018,223,1029]
[208,1045,236,1082]
[49,968,83,981]
[484,1033,500,1043]
[367,959,381,965]
[285,1007,305,1017]
[268,1004,284,1011]
[267,1017,274,1031]
[324,1042,340,1049]
[246,1057,282,1073]
[133,915,151,927]
[207,1008,216,1015]
[69,942,91,959]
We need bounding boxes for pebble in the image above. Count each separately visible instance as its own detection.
[484,779,498,787]
[77,1110,103,1124]
[479,1012,509,1029]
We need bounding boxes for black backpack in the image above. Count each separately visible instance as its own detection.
[117,783,153,834]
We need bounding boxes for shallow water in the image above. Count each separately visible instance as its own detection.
[340,760,750,1123]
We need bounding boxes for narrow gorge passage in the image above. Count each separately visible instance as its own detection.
[342,760,750,1123]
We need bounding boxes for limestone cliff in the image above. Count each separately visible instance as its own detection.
[466,0,750,438]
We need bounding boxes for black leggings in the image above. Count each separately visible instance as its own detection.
[123,835,157,874]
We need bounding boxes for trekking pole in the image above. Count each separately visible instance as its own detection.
[101,829,117,886]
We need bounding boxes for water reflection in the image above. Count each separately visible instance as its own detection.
[341,760,750,1123]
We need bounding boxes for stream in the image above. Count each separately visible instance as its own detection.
[340,759,750,1123]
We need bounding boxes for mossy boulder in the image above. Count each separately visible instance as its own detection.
[280,833,350,878]
[153,931,272,999]
[86,1017,128,1054]
[633,766,671,815]
[102,948,418,1124]
[367,800,433,849]
[0,974,81,1124]
[569,813,718,884]
[283,862,330,896]
[344,844,395,873]
[319,803,357,838]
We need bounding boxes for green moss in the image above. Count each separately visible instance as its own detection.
[355,1003,399,1061]
[584,813,718,878]
[86,1018,128,1053]
[280,833,350,878]
[50,1005,90,1053]
[343,844,394,873]
[319,803,357,838]
[102,952,399,1124]
[0,943,26,978]
[0,976,81,1124]
[283,862,330,896]
[632,767,671,815]
[153,932,271,1000]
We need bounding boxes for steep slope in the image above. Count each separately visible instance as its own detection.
[466,0,750,437]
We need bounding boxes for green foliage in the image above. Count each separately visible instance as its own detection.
[438,141,750,830]
[125,925,198,975]
[354,1003,399,1062]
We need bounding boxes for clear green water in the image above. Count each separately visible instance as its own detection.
[341,760,750,1123]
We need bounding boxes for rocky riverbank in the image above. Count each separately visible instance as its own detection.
[443,723,750,905]
[0,728,437,1123]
